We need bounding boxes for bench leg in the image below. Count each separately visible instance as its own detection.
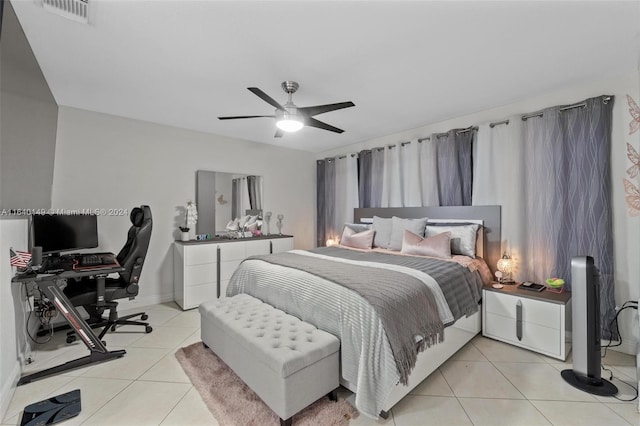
[379,410,390,419]
[280,417,292,426]
[328,389,338,402]
[202,342,209,349]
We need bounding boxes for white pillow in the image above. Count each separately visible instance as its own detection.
[425,223,480,257]
[372,216,393,249]
[389,216,429,251]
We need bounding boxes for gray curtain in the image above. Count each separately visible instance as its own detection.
[246,175,262,210]
[231,179,238,220]
[522,95,616,339]
[435,129,475,206]
[371,148,385,207]
[316,159,336,246]
[358,150,372,208]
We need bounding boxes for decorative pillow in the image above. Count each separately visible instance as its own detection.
[372,216,393,249]
[340,227,375,250]
[425,223,480,257]
[401,230,452,258]
[342,223,372,234]
[388,216,429,251]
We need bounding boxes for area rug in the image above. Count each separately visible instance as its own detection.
[175,342,358,425]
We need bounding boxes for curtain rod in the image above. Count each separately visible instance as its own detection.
[418,137,431,142]
[401,141,411,147]
[522,95,612,121]
[337,153,357,159]
[490,119,510,128]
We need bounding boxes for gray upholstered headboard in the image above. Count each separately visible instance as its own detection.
[353,205,501,273]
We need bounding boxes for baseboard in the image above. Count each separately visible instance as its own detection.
[117,292,176,311]
[602,338,638,356]
[0,361,20,423]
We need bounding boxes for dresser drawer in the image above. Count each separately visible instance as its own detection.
[271,237,294,253]
[220,260,242,281]
[484,290,561,330]
[185,244,218,266]
[220,242,246,261]
[485,312,561,357]
[185,282,217,309]
[184,263,217,287]
[245,240,271,257]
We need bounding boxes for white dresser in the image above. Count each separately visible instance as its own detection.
[174,236,294,310]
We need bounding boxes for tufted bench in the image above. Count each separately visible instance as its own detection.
[199,294,340,426]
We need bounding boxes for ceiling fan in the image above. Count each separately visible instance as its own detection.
[218,81,355,137]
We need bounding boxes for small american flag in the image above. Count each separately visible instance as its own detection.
[10,248,31,268]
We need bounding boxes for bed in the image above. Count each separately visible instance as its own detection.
[226,205,501,419]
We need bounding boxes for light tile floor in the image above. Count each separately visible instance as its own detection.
[2,302,638,426]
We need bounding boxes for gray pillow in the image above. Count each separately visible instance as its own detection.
[372,216,392,249]
[425,223,480,257]
[389,216,429,251]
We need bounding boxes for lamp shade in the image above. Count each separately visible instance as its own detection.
[497,253,514,275]
[276,115,303,132]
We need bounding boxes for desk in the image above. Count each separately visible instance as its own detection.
[13,263,126,385]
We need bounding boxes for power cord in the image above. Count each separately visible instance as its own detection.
[23,284,56,345]
[600,299,638,402]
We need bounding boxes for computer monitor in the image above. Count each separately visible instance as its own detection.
[32,214,99,255]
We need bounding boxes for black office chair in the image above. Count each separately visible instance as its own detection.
[64,205,153,342]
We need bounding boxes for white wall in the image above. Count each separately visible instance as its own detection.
[0,218,29,419]
[318,72,640,355]
[51,107,316,307]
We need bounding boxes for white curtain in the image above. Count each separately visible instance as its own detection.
[333,155,360,237]
[473,117,525,277]
[401,141,421,206]
[419,138,440,206]
[232,177,250,218]
[381,146,402,207]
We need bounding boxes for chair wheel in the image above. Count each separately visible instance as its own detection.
[141,314,148,320]
[102,340,107,346]
[145,326,153,333]
[111,325,117,332]
[66,335,76,344]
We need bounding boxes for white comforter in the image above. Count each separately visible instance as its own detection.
[226,250,452,418]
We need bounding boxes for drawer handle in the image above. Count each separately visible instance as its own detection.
[516,300,523,341]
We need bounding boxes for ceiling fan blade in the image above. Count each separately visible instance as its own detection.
[274,128,284,138]
[248,87,286,111]
[305,117,345,134]
[218,115,275,120]
[297,101,355,117]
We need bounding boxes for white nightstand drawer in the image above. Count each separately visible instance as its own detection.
[185,244,218,266]
[185,263,217,287]
[484,290,561,330]
[485,312,561,357]
[271,237,294,253]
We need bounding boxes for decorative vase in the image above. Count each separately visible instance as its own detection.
[181,231,189,241]
[276,214,284,235]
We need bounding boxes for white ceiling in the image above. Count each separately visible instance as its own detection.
[10,0,640,153]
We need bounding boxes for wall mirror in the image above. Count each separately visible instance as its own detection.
[196,170,264,235]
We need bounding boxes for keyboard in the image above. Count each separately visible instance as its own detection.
[41,253,118,273]
[41,256,74,273]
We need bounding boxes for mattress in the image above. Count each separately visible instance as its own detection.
[226,246,488,418]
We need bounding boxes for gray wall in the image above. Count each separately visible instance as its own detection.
[0,1,58,210]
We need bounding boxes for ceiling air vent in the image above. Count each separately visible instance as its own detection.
[42,0,89,23]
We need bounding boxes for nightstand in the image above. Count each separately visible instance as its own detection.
[482,283,572,360]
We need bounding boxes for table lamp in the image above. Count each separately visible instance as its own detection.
[496,253,515,284]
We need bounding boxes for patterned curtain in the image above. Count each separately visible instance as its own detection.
[435,129,475,206]
[521,95,616,338]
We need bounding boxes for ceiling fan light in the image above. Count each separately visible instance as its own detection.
[276,117,303,132]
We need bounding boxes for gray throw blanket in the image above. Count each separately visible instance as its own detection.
[247,252,444,385]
